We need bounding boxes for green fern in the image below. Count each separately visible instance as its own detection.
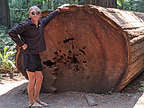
[0,46,16,71]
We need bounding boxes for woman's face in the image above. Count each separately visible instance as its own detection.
[29,9,41,21]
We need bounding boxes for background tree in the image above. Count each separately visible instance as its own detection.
[78,0,117,8]
[133,0,144,12]
[117,0,144,12]
[0,0,10,27]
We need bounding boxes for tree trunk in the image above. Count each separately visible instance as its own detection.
[16,5,144,93]
[0,0,10,27]
[78,0,117,8]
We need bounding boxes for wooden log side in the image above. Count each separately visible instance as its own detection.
[130,41,144,53]
[124,27,144,37]
[116,56,144,91]
[130,47,144,63]
[96,6,144,30]
[130,35,144,45]
[129,62,144,74]
[116,67,144,91]
[125,67,143,84]
[124,56,144,78]
[130,54,144,65]
[92,5,144,91]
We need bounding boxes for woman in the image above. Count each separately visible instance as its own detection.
[9,5,68,107]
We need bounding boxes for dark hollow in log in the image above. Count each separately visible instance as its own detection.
[16,5,144,93]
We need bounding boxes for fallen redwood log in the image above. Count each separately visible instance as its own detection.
[16,5,144,93]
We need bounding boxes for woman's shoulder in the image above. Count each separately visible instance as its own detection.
[18,18,31,25]
[15,19,33,29]
[9,19,32,32]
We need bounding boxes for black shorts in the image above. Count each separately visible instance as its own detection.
[24,53,42,72]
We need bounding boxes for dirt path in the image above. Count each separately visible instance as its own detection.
[0,73,144,108]
[0,81,143,108]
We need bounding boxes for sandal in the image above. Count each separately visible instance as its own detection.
[28,102,34,108]
[35,100,48,107]
[28,101,42,108]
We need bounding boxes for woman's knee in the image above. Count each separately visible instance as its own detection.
[35,71,43,81]
[37,75,43,82]
[27,71,36,81]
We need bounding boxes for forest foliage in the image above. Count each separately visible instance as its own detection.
[8,0,144,26]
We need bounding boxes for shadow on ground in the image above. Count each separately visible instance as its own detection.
[0,81,143,108]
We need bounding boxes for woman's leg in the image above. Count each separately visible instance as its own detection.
[34,71,43,101]
[34,71,48,106]
[26,71,36,103]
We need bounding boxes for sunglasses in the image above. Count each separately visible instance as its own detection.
[31,11,41,16]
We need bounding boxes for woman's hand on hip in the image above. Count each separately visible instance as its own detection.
[22,44,28,50]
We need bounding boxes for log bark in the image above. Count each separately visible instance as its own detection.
[16,5,144,93]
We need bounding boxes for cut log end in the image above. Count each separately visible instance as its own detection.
[40,5,128,93]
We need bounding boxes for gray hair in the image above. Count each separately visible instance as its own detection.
[28,6,41,14]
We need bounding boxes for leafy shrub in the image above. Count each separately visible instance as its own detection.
[0,31,15,51]
[0,46,16,71]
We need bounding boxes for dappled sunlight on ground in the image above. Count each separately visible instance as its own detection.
[0,79,28,95]
[134,92,144,108]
